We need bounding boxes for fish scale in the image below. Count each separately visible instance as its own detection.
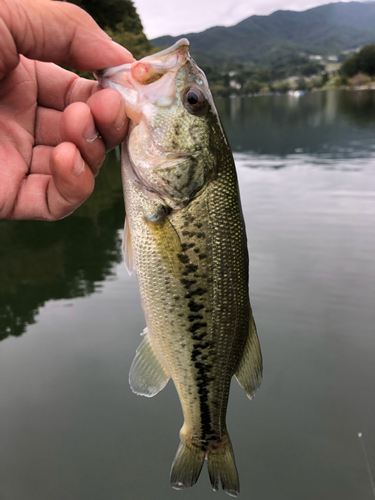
[95,38,262,497]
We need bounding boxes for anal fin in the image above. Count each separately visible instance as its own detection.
[129,328,170,397]
[234,313,262,399]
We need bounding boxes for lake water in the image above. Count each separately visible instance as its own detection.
[1,90,374,500]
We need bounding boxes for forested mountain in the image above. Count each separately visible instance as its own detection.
[151,2,375,65]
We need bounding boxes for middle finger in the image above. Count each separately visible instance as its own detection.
[60,102,106,176]
[35,107,62,146]
[87,88,128,151]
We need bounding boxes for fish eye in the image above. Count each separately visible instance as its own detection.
[183,87,207,113]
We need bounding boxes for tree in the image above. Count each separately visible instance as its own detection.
[340,44,375,78]
[296,77,307,91]
[357,44,375,76]
[67,0,143,33]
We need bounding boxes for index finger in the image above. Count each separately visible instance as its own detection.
[0,0,135,79]
[35,61,97,110]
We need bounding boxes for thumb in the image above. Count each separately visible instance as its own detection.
[0,0,135,80]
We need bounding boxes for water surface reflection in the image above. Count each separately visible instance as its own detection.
[0,151,124,340]
[0,91,374,500]
[217,90,375,156]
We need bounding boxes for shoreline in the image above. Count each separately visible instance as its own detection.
[220,85,375,99]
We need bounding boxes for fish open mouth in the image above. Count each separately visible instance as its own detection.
[94,38,190,91]
[94,39,190,124]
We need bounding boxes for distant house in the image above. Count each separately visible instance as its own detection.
[229,80,241,90]
[309,55,323,61]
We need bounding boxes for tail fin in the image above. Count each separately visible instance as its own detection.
[170,432,239,497]
[170,438,205,490]
[207,434,239,497]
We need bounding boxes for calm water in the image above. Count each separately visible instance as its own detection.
[1,90,374,500]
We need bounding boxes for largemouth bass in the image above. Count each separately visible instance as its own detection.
[95,39,262,496]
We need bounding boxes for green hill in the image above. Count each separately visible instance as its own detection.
[151,2,375,65]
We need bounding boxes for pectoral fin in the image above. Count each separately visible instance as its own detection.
[129,328,170,397]
[234,314,262,399]
[144,205,186,275]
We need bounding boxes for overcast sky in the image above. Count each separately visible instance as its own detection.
[133,0,361,39]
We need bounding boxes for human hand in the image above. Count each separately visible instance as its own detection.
[0,0,134,221]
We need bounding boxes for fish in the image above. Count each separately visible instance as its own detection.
[95,39,262,497]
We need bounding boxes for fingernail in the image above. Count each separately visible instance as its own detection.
[115,98,126,130]
[83,121,99,143]
[73,150,85,176]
